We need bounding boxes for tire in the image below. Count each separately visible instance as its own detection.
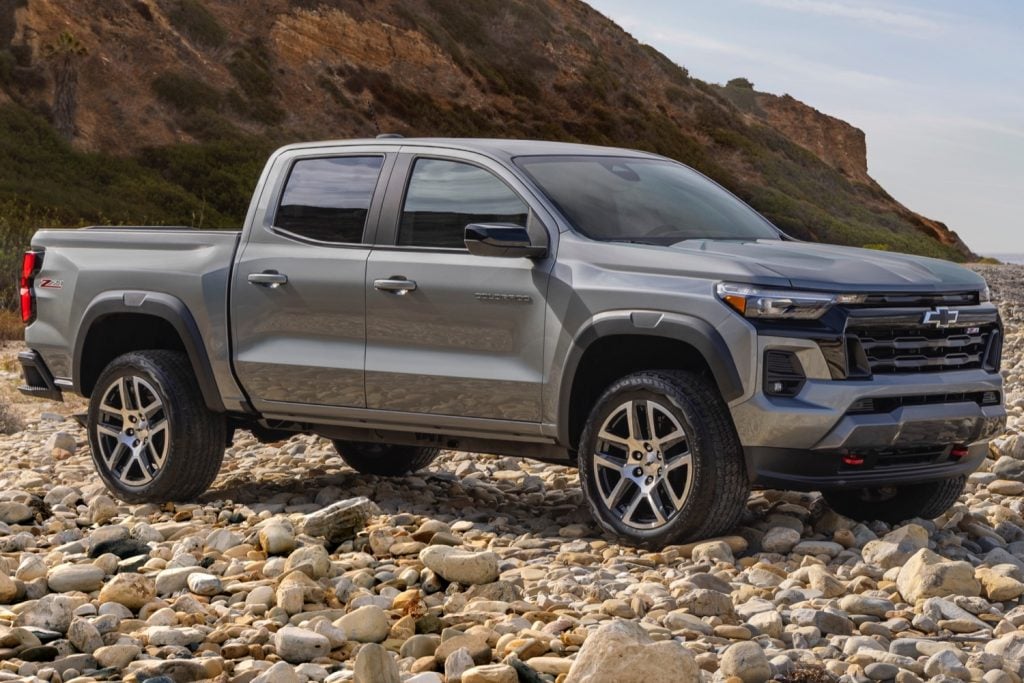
[822,476,966,524]
[332,441,440,476]
[577,370,749,548]
[87,350,226,503]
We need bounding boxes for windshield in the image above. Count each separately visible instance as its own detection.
[515,155,781,244]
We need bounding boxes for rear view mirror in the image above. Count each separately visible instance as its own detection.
[464,223,547,258]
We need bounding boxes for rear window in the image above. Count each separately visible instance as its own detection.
[275,156,384,243]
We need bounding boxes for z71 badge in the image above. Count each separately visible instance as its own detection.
[39,279,64,289]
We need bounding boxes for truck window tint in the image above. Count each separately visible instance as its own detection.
[399,159,528,249]
[275,156,384,243]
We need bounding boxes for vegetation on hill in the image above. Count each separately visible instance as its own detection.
[0,0,974,315]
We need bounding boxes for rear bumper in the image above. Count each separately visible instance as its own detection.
[18,350,63,402]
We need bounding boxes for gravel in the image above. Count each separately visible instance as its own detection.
[0,264,1021,682]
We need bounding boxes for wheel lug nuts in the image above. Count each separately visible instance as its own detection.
[644,443,653,451]
[133,440,140,447]
[645,476,653,485]
[633,467,643,477]
[129,416,137,423]
[632,452,643,461]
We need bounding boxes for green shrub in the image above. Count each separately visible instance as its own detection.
[168,0,227,48]
[727,77,754,89]
[152,72,222,114]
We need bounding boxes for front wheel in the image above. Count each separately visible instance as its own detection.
[577,370,749,548]
[87,350,226,503]
[332,441,440,476]
[822,476,966,524]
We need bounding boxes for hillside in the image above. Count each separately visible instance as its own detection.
[0,0,974,305]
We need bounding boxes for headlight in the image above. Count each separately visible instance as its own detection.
[980,284,992,303]
[716,282,866,320]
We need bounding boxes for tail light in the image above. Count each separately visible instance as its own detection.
[20,250,42,324]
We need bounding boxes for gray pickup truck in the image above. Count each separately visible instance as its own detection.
[17,138,1006,546]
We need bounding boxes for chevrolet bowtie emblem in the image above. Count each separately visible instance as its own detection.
[922,307,960,328]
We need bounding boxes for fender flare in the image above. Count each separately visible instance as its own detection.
[556,311,745,447]
[73,291,226,413]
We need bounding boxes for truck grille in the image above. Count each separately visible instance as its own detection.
[847,322,1001,375]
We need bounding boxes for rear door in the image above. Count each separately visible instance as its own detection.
[231,146,395,412]
[364,149,555,422]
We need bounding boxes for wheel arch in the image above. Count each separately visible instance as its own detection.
[558,312,744,450]
[73,291,225,413]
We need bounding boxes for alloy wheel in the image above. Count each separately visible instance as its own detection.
[94,375,170,488]
[592,399,694,529]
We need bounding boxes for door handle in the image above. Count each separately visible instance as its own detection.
[374,277,418,295]
[248,271,289,288]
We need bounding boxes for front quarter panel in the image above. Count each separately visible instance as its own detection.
[543,235,762,440]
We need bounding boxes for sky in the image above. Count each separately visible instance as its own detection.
[584,0,1024,256]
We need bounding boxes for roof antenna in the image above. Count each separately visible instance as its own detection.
[376,133,404,139]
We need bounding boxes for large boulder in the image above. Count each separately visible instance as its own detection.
[565,620,699,683]
[301,497,380,544]
[896,548,981,603]
[419,545,499,586]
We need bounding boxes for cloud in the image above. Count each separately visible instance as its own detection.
[647,27,902,89]
[747,0,947,36]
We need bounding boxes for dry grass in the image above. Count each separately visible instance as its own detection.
[0,399,23,434]
[0,308,21,341]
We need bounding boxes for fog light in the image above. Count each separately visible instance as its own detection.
[951,446,969,459]
[764,351,806,397]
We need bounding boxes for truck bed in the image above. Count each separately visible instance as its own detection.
[27,227,242,396]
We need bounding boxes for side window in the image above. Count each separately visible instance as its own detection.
[398,158,529,249]
[275,156,384,243]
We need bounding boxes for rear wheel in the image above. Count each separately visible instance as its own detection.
[87,350,226,503]
[332,441,440,476]
[577,370,749,548]
[822,476,966,523]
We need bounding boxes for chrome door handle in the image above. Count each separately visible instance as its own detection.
[248,271,288,288]
[374,277,418,295]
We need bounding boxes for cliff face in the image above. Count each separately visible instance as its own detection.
[756,93,870,184]
[0,0,973,259]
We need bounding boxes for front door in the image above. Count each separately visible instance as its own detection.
[231,150,393,411]
[365,153,553,422]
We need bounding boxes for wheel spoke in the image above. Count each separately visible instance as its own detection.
[131,378,146,415]
[148,418,168,439]
[602,476,630,508]
[665,452,692,473]
[598,428,630,449]
[620,487,644,525]
[96,424,121,440]
[105,442,128,470]
[660,479,685,511]
[146,441,166,469]
[647,491,667,526]
[594,452,624,472]
[117,377,132,410]
[646,400,660,441]
[657,428,687,451]
[625,401,643,441]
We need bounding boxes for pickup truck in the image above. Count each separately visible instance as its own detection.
[17,138,1006,547]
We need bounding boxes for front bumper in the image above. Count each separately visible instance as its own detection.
[732,368,1006,490]
[18,350,64,402]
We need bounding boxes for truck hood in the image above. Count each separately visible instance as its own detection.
[672,239,984,292]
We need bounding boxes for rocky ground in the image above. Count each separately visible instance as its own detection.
[0,265,1022,683]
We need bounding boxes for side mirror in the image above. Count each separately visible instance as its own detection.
[464,223,547,258]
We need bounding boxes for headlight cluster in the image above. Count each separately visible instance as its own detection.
[716,283,866,320]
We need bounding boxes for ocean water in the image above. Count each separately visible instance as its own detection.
[988,254,1024,265]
